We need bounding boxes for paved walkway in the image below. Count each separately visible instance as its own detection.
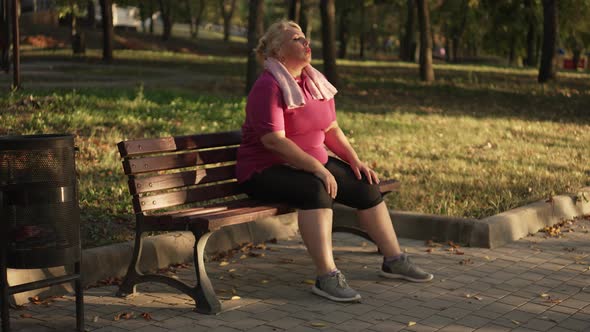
[9,217,590,332]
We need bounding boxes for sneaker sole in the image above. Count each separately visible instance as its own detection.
[379,271,434,283]
[311,286,362,302]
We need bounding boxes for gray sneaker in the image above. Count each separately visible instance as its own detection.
[380,254,434,282]
[311,270,362,302]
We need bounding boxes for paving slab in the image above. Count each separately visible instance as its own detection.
[3,216,590,332]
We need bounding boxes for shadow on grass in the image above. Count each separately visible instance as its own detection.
[339,64,590,124]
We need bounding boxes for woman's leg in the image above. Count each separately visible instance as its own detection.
[357,201,402,257]
[298,208,336,276]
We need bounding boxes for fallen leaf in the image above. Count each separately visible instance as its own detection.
[228,268,237,273]
[231,296,241,300]
[239,254,247,259]
[540,293,550,298]
[140,312,152,321]
[219,261,229,267]
[261,280,269,284]
[114,312,133,321]
[464,294,472,298]
[311,322,327,327]
[455,250,465,255]
[303,279,316,285]
[511,320,520,325]
[408,321,417,326]
[92,316,99,323]
[20,313,33,319]
[484,256,491,260]
[426,248,433,253]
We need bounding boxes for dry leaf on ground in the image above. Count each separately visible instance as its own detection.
[140,312,153,321]
[311,322,327,327]
[408,321,417,326]
[20,313,33,319]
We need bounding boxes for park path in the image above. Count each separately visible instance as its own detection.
[8,217,590,332]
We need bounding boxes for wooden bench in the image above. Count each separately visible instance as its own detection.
[115,130,399,314]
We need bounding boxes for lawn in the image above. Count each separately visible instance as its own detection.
[1,48,589,248]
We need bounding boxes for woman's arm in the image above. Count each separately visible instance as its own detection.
[261,131,338,198]
[324,121,379,184]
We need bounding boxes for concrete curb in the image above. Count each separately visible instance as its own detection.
[333,187,590,249]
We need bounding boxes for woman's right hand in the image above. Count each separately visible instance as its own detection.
[313,167,337,199]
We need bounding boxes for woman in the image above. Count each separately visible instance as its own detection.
[236,20,433,303]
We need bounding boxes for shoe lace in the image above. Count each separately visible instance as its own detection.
[336,272,349,288]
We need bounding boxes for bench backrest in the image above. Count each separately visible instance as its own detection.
[117,131,243,215]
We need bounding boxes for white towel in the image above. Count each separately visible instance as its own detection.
[264,58,338,109]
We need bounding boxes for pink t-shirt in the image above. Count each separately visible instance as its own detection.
[236,71,337,183]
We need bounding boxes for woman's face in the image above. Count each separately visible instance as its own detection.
[278,27,311,70]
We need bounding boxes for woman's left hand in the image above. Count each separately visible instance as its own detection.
[349,159,380,185]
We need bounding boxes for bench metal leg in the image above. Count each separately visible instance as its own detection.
[1,245,9,332]
[116,226,145,298]
[74,261,84,332]
[191,229,221,314]
[116,224,221,314]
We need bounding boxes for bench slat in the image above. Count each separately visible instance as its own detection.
[186,204,293,231]
[129,165,236,194]
[133,182,241,212]
[122,147,238,175]
[118,131,242,157]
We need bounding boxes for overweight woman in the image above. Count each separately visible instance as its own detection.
[236,20,433,303]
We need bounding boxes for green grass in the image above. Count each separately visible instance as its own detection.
[1,49,589,248]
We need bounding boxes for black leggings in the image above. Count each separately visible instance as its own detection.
[240,157,383,210]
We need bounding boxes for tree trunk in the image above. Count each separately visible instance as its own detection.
[417,0,434,81]
[401,0,416,62]
[524,0,536,67]
[149,0,154,34]
[572,49,581,70]
[320,0,339,87]
[0,0,9,73]
[87,0,95,27]
[246,0,264,94]
[538,0,557,83]
[359,2,365,59]
[159,0,173,41]
[100,0,113,62]
[289,0,301,23]
[508,34,517,66]
[185,0,194,37]
[300,0,308,36]
[193,0,206,39]
[338,4,350,59]
[220,0,237,42]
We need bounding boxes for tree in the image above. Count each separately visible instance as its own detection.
[99,0,113,62]
[524,0,541,67]
[417,0,434,81]
[56,0,86,54]
[246,0,264,94]
[185,0,207,39]
[538,0,557,82]
[219,0,237,42]
[159,0,174,41]
[320,0,339,87]
[400,0,416,62]
[336,1,352,58]
[289,0,301,22]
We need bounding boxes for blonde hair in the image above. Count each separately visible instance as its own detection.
[255,20,302,61]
